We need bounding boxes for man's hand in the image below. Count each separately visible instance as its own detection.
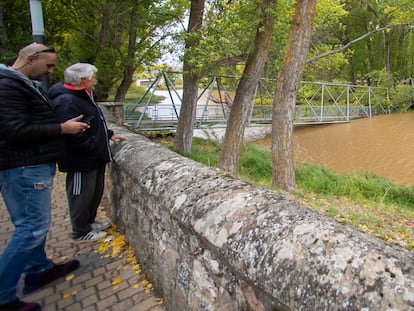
[110,134,127,144]
[60,115,90,134]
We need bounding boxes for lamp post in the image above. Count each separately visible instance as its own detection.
[29,0,50,89]
[29,0,45,44]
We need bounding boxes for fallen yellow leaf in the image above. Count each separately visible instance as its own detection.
[112,278,122,285]
[132,264,140,270]
[65,274,75,281]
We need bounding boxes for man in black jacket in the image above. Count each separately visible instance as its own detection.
[49,63,126,243]
[0,43,89,311]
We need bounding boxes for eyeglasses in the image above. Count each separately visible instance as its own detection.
[32,47,56,56]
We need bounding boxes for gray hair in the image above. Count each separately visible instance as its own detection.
[64,63,97,86]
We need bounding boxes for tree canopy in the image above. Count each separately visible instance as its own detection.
[2,0,414,191]
[1,0,413,94]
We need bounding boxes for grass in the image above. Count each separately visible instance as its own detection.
[108,85,164,105]
[151,135,414,251]
[108,85,166,121]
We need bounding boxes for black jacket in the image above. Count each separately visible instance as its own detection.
[48,82,114,172]
[0,65,63,170]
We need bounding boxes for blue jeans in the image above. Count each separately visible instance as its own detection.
[0,163,56,304]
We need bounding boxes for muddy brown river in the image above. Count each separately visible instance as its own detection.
[260,110,414,186]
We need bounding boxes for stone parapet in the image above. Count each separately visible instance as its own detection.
[103,124,414,311]
[99,102,124,125]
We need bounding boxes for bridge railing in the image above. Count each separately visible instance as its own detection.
[124,103,386,129]
[123,73,388,130]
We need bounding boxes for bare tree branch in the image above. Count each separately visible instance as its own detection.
[201,54,249,77]
[307,22,414,64]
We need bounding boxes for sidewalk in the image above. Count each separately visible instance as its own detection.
[0,172,165,311]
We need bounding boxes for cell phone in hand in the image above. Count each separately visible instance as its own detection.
[82,115,95,124]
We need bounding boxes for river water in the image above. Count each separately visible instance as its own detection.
[261,110,414,186]
[152,90,414,186]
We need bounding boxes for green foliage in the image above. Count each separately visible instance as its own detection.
[390,84,414,112]
[2,0,414,102]
[297,83,319,104]
[369,68,414,112]
[0,51,16,66]
[186,138,221,166]
[262,0,293,78]
[314,0,348,27]
[110,85,164,106]
[296,163,414,209]
[254,97,273,106]
[369,69,392,87]
[187,0,259,76]
[238,144,272,185]
[304,45,349,82]
[39,0,186,100]
[305,0,414,86]
[1,1,32,62]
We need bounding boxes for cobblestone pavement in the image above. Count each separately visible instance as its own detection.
[0,172,165,311]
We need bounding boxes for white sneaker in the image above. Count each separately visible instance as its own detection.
[72,230,107,243]
[91,219,111,231]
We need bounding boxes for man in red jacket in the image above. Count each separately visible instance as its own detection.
[0,43,89,311]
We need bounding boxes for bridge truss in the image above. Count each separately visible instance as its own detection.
[124,72,388,130]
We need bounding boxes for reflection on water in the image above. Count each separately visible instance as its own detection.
[292,110,414,186]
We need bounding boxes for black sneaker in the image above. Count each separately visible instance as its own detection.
[0,299,41,311]
[23,259,80,295]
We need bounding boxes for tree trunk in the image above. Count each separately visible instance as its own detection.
[384,30,392,95]
[217,0,276,175]
[174,74,200,153]
[271,0,316,192]
[396,27,407,78]
[94,3,112,101]
[343,32,356,85]
[0,0,8,54]
[363,20,375,72]
[114,0,139,102]
[173,0,205,154]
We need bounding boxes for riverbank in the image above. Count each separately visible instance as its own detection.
[149,133,414,252]
[193,126,272,142]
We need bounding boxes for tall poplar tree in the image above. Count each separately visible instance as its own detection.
[173,0,205,154]
[217,0,277,175]
[271,0,316,191]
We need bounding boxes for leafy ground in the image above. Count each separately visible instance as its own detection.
[292,191,414,250]
[94,213,163,305]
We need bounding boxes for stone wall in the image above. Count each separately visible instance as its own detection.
[103,124,414,311]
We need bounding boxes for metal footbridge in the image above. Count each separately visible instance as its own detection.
[124,72,388,130]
